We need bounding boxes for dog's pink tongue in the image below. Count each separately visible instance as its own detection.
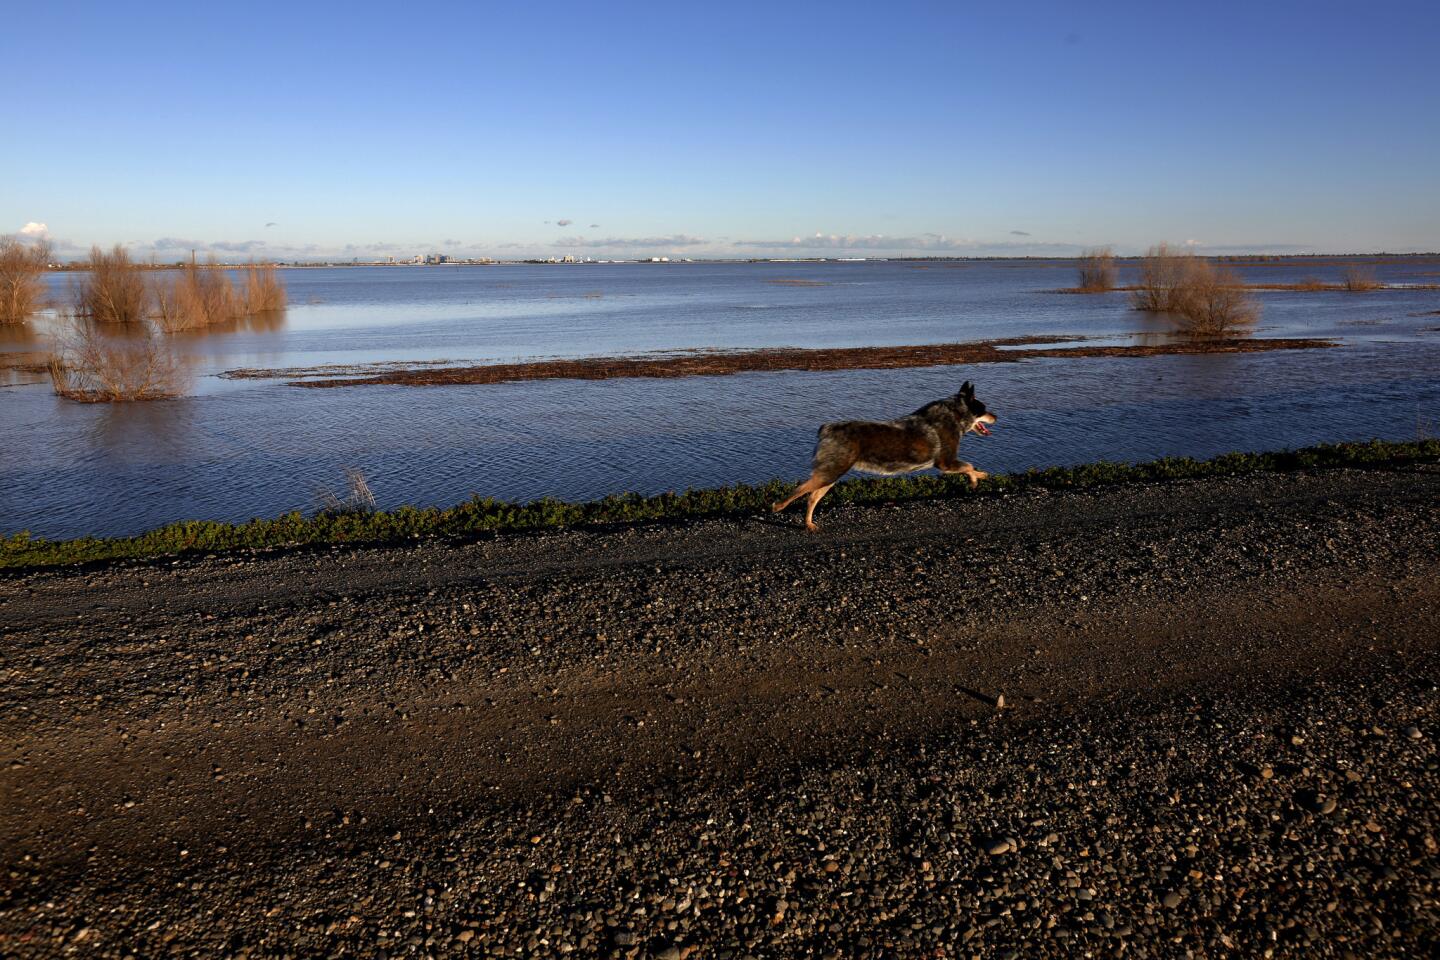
[975,422,990,435]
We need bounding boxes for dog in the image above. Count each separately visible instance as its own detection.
[772,381,997,530]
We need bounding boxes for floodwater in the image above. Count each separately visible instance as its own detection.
[2,259,1438,540]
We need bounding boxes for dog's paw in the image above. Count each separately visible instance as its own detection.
[967,470,988,489]
[771,502,784,513]
[805,521,820,532]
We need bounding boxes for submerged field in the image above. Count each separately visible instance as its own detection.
[1,258,1438,539]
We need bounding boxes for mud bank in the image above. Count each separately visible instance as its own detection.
[220,336,1336,388]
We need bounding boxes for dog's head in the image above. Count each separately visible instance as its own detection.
[955,381,997,435]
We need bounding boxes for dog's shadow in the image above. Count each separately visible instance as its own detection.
[750,512,811,531]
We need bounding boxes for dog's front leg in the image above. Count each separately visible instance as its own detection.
[938,458,988,489]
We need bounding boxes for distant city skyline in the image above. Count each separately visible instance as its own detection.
[4,1,1438,260]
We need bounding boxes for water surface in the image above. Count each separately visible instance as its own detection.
[3,260,1437,539]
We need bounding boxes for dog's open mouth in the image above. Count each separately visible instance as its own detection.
[974,421,991,436]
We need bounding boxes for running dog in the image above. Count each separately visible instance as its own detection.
[773,381,997,530]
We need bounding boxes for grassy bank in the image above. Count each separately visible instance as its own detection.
[3,439,1436,571]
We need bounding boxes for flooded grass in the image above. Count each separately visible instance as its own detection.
[2,438,1434,570]
[218,335,1336,388]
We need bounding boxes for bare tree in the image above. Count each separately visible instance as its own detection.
[48,318,192,402]
[1131,243,1204,311]
[74,245,149,323]
[1341,266,1381,291]
[1076,247,1117,292]
[151,259,244,332]
[243,263,287,313]
[1171,264,1259,337]
[0,237,51,323]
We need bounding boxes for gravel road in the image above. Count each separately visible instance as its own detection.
[2,464,1438,958]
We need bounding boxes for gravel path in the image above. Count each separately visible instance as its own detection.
[2,464,1438,958]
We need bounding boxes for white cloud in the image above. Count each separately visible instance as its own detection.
[731,231,1088,255]
[554,234,709,249]
[733,232,982,251]
[555,218,573,227]
[20,221,49,237]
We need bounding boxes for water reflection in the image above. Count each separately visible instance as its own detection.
[0,320,45,386]
[87,395,199,459]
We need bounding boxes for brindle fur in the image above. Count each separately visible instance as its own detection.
[773,381,997,530]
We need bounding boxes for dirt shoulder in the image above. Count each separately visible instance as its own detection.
[1,464,1438,957]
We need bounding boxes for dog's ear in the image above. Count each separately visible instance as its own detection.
[959,380,974,398]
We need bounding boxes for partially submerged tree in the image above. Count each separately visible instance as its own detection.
[1133,242,1259,337]
[74,245,149,323]
[1130,243,1204,312]
[243,263,287,313]
[0,237,51,323]
[1076,247,1117,292]
[48,319,191,402]
[1171,264,1259,337]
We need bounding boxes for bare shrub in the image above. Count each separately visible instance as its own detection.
[0,238,51,323]
[316,468,377,516]
[1341,266,1382,291]
[152,260,244,332]
[1132,243,1258,336]
[47,319,191,402]
[1076,247,1117,293]
[1131,243,1204,311]
[75,245,149,323]
[242,263,287,313]
[1172,264,1260,337]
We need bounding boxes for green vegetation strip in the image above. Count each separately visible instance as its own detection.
[3,439,1436,571]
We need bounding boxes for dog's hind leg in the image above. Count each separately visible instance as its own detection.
[773,473,825,513]
[802,483,836,532]
[776,427,853,525]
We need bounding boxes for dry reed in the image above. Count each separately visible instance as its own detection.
[1075,247,1117,293]
[316,467,377,516]
[74,245,150,323]
[0,238,51,323]
[47,318,191,402]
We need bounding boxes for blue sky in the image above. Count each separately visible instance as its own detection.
[4,0,1438,260]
